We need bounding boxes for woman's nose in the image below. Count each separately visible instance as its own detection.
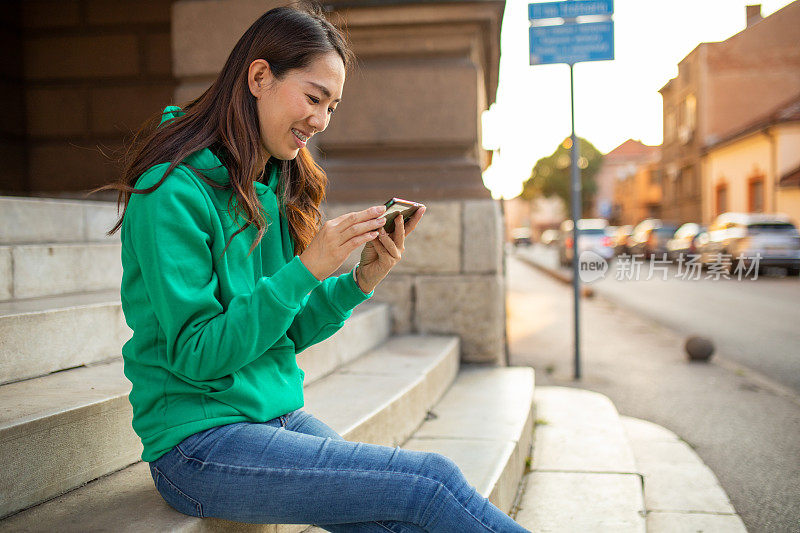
[309,110,327,132]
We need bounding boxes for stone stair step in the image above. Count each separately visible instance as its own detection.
[0,195,119,245]
[0,283,386,386]
[303,365,536,533]
[514,386,647,532]
[0,289,128,385]
[0,333,458,530]
[0,302,390,518]
[0,241,122,301]
[402,365,535,514]
[531,385,637,473]
[620,416,747,532]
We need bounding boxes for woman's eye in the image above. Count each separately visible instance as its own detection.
[307,95,335,114]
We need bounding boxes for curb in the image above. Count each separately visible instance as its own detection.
[512,249,594,298]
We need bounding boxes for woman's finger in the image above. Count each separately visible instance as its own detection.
[403,206,426,235]
[393,215,405,248]
[378,231,401,259]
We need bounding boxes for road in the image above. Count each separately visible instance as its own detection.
[505,252,800,533]
[519,243,800,393]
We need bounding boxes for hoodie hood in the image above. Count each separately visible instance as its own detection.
[158,105,279,195]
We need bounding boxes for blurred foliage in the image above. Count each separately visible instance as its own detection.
[520,136,602,216]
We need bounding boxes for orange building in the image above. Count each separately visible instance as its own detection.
[659,2,800,224]
[612,149,664,227]
[596,139,660,225]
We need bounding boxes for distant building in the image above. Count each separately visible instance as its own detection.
[595,139,660,225]
[613,154,665,227]
[659,2,800,224]
[502,195,565,243]
[702,93,800,225]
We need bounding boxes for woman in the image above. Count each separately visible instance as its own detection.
[94,3,530,532]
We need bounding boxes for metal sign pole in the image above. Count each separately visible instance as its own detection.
[528,0,614,382]
[569,62,582,380]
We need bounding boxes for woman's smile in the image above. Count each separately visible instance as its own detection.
[291,128,308,147]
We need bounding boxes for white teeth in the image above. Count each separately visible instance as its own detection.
[292,129,308,142]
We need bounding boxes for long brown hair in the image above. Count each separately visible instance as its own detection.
[89,1,356,259]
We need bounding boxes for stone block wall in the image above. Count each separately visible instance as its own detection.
[324,198,506,364]
[2,0,177,197]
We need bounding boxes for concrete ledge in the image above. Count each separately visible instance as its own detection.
[621,416,747,532]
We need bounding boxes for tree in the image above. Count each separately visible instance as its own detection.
[520,137,602,217]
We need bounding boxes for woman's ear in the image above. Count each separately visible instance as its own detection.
[248,59,271,98]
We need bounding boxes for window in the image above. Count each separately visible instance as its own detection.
[716,183,728,215]
[685,94,697,133]
[682,166,695,196]
[748,177,764,212]
[650,168,663,186]
[665,109,676,142]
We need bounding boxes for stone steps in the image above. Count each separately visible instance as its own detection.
[620,416,748,532]
[0,195,120,245]
[0,333,466,531]
[0,289,130,384]
[0,285,387,385]
[0,301,390,518]
[512,386,748,533]
[0,241,123,300]
[514,386,647,532]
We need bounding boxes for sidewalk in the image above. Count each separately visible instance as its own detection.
[506,248,800,533]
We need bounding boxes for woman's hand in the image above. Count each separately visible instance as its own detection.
[299,205,389,281]
[356,206,426,293]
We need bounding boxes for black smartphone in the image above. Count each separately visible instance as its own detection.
[382,198,423,233]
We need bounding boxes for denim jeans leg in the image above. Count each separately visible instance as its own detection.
[284,409,426,533]
[283,409,528,533]
[151,412,530,533]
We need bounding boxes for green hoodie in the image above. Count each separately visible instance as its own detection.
[120,105,373,463]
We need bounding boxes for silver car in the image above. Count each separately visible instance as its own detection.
[558,218,614,266]
[698,212,800,276]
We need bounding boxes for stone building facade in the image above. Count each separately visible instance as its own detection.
[2,0,508,365]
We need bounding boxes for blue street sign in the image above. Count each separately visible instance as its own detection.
[529,0,613,20]
[529,21,614,65]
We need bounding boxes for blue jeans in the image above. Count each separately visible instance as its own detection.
[148,408,531,532]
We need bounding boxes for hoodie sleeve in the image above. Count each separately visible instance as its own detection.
[124,166,321,382]
[286,269,374,354]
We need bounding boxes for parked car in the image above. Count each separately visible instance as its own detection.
[540,229,560,246]
[697,212,800,275]
[510,227,532,246]
[612,224,633,256]
[558,218,614,266]
[628,219,680,259]
[666,223,706,262]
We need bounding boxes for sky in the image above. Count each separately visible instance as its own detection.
[481,0,797,199]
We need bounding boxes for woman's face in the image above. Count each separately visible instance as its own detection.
[249,51,344,162]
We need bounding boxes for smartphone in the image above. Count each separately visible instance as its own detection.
[382,197,423,234]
